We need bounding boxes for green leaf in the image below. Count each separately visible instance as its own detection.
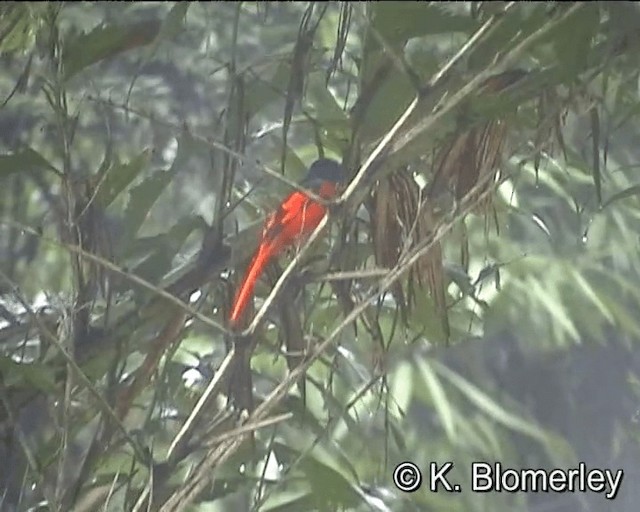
[304,71,351,142]
[388,420,408,452]
[96,149,151,209]
[446,263,475,296]
[389,361,413,416]
[127,216,201,294]
[300,451,361,510]
[602,184,640,209]
[0,4,42,54]
[596,283,640,338]
[123,168,175,243]
[0,357,57,392]
[357,69,415,144]
[142,2,190,61]
[168,131,209,175]
[62,21,161,81]
[261,490,318,512]
[0,147,59,179]
[370,2,476,45]
[567,267,613,324]
[432,359,552,444]
[245,46,326,118]
[468,4,549,69]
[528,278,580,342]
[410,289,447,343]
[245,60,291,116]
[590,107,602,206]
[361,2,475,95]
[552,3,600,79]
[417,359,456,440]
[157,2,189,41]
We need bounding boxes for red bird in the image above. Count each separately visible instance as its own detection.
[229,158,345,328]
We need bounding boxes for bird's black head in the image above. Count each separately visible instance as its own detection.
[304,158,345,185]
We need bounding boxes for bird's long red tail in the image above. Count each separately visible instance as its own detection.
[229,241,278,327]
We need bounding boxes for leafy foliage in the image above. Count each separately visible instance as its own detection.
[1,2,640,512]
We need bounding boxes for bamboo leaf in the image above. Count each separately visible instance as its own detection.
[0,148,59,178]
[62,21,161,80]
[602,184,640,209]
[96,149,151,209]
[432,359,551,444]
[417,359,456,439]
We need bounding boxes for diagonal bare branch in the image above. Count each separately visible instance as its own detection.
[156,5,593,508]
[0,219,227,334]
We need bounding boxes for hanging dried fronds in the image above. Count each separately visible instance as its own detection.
[414,204,449,338]
[68,175,115,349]
[464,119,506,211]
[366,71,555,339]
[370,170,408,320]
[370,169,449,337]
[428,115,507,218]
[73,177,113,299]
[427,71,528,220]
[533,86,569,176]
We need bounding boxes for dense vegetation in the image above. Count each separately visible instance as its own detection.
[1,3,639,511]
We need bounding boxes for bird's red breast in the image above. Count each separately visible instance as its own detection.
[229,161,343,328]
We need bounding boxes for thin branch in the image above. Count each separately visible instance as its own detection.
[154,4,545,508]
[203,412,292,446]
[167,348,237,459]
[0,271,147,464]
[0,382,59,509]
[316,268,391,282]
[0,219,226,334]
[86,96,331,206]
[389,3,584,157]
[159,165,501,512]
[241,0,514,335]
[158,4,590,509]
[242,213,328,335]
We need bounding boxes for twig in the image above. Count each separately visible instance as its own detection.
[157,4,588,509]
[159,164,501,512]
[203,412,292,446]
[0,382,59,509]
[389,3,583,157]
[242,214,328,335]
[241,0,514,335]
[0,219,226,334]
[0,271,147,464]
[167,348,237,459]
[316,268,391,282]
[86,97,330,206]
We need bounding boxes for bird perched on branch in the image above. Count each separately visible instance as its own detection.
[229,158,345,328]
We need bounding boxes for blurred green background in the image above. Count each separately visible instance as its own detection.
[1,3,640,511]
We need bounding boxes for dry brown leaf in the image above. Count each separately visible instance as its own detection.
[370,170,449,337]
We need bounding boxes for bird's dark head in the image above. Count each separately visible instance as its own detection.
[303,158,345,186]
